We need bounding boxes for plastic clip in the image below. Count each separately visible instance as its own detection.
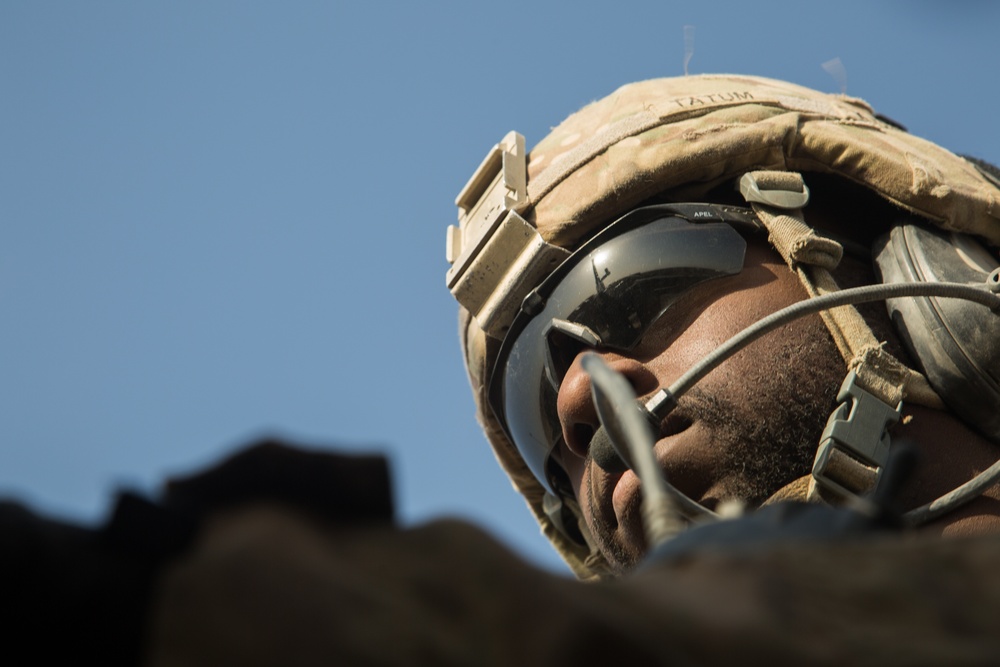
[739,172,810,210]
[812,370,902,501]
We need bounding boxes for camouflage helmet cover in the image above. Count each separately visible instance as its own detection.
[453,74,1000,578]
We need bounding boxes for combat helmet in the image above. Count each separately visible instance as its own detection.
[445,74,1000,579]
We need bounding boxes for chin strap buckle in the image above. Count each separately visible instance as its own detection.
[812,370,902,504]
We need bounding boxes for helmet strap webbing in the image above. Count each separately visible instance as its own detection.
[740,171,943,505]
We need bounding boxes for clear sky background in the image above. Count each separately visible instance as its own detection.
[2,1,999,574]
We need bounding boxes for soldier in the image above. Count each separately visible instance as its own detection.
[445,73,1000,578]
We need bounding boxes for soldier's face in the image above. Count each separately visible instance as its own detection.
[552,240,843,572]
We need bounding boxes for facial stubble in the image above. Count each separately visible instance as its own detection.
[584,327,843,572]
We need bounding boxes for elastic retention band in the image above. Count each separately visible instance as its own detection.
[526,111,663,207]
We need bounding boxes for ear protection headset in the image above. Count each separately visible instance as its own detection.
[875,222,1000,442]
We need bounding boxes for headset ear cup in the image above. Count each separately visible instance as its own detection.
[874,223,1000,441]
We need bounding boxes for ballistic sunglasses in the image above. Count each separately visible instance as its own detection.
[488,203,760,494]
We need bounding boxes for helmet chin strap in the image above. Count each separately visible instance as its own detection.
[737,170,939,506]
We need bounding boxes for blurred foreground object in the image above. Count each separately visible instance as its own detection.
[5,441,1000,664]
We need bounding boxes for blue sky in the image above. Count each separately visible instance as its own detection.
[2,2,998,573]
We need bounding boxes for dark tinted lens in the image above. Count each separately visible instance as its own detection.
[566,266,726,352]
[493,212,748,492]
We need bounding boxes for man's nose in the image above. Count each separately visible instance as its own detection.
[556,351,659,459]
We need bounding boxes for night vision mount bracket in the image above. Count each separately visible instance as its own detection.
[446,132,569,339]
